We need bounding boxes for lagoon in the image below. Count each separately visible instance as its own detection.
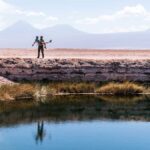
[0,120,150,150]
[0,95,150,150]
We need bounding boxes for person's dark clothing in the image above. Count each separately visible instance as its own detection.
[37,39,45,58]
[38,45,44,58]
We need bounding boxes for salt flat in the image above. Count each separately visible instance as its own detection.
[0,49,150,60]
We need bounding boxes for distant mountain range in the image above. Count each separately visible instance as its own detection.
[0,21,150,49]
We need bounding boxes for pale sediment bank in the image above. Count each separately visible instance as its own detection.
[0,58,150,82]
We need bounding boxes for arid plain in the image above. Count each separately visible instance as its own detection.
[0,49,150,60]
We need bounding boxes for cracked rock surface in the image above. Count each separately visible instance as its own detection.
[0,58,150,82]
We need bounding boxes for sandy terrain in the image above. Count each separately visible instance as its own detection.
[0,48,150,60]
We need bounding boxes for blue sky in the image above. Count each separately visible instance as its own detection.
[1,0,150,33]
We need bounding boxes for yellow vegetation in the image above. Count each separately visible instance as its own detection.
[96,82,145,95]
[0,82,147,101]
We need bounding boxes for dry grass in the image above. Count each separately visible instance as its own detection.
[49,82,95,93]
[0,82,96,101]
[0,82,147,101]
[0,84,35,101]
[96,82,145,95]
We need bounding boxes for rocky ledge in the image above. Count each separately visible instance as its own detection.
[0,58,150,82]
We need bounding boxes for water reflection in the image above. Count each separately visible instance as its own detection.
[35,121,45,144]
[0,95,150,150]
[0,95,150,127]
[1,120,150,150]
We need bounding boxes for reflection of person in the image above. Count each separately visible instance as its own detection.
[35,121,45,143]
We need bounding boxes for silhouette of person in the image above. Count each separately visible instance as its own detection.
[32,36,46,59]
[32,36,52,59]
[38,36,46,58]
[32,36,39,47]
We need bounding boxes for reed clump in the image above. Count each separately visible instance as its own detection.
[0,84,35,100]
[96,82,145,95]
[0,82,147,101]
[50,82,95,93]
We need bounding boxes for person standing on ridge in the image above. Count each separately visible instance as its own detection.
[38,36,46,58]
[32,36,45,59]
[32,36,52,59]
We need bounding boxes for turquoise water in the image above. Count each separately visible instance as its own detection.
[0,120,150,150]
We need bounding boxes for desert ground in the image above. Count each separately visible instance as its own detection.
[0,48,150,84]
[0,48,150,60]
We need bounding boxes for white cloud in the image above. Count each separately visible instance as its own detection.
[75,4,150,33]
[15,10,46,17]
[0,0,15,13]
[0,0,149,33]
[0,0,59,30]
[76,4,149,24]
[46,16,58,21]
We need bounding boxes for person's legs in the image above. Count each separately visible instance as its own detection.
[41,47,44,58]
[37,46,40,58]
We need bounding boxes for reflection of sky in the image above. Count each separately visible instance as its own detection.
[0,132,4,142]
[0,121,150,150]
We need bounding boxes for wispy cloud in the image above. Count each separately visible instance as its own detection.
[76,4,149,24]
[0,0,150,33]
[0,0,59,30]
[75,4,150,33]
[15,10,46,17]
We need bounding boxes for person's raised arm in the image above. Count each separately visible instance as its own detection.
[32,37,39,47]
[32,41,36,47]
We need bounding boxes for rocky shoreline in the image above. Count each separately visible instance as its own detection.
[0,58,150,82]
